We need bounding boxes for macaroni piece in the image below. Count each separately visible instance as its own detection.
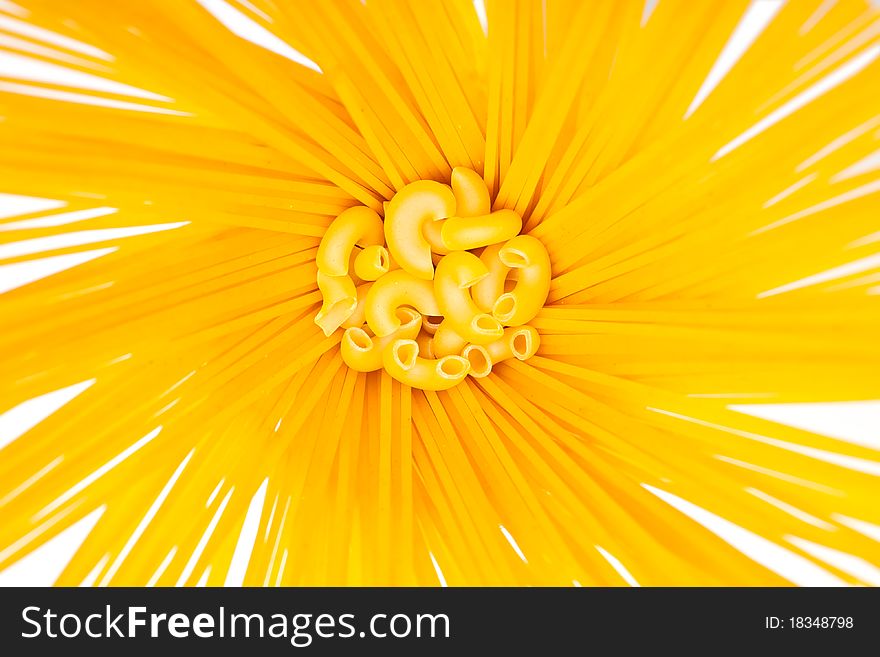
[353,245,390,281]
[422,217,449,255]
[384,180,455,280]
[434,251,504,344]
[316,206,385,276]
[463,326,540,378]
[415,330,436,359]
[340,282,371,329]
[422,168,492,254]
[382,339,470,390]
[491,235,551,326]
[365,270,442,337]
[450,166,491,217]
[315,271,357,336]
[440,209,521,251]
[421,315,443,334]
[472,242,508,312]
[431,320,468,357]
[340,308,421,372]
[460,344,492,378]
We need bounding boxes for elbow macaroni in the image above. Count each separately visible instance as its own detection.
[451,167,491,217]
[439,209,521,251]
[340,308,421,372]
[340,282,371,329]
[365,270,441,337]
[315,271,357,336]
[382,339,470,390]
[353,244,390,281]
[491,235,551,326]
[316,206,385,277]
[384,180,455,280]
[463,326,540,378]
[315,168,551,389]
[434,251,503,344]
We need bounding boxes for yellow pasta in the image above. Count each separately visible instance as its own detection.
[440,209,522,251]
[364,270,441,337]
[340,308,421,371]
[6,0,877,590]
[434,251,504,344]
[421,314,444,334]
[415,330,436,359]
[451,166,491,217]
[492,325,541,361]
[316,206,385,276]
[340,282,372,329]
[472,242,510,312]
[422,216,450,255]
[353,244,390,281]
[382,339,470,390]
[491,235,551,326]
[314,173,541,382]
[314,271,357,336]
[463,326,540,378]
[384,180,456,279]
[460,344,493,378]
[431,320,468,357]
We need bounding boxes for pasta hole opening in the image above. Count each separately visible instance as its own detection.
[346,327,372,351]
[393,339,419,369]
[473,313,504,336]
[316,298,357,336]
[492,294,516,323]
[511,330,532,359]
[396,307,421,330]
[438,356,469,378]
[463,345,492,377]
[499,248,529,268]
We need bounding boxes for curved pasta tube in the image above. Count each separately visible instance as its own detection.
[317,206,385,276]
[488,325,541,361]
[434,251,503,345]
[462,326,540,378]
[340,282,371,329]
[415,168,490,255]
[422,217,449,255]
[472,242,508,312]
[347,249,362,284]
[382,339,470,390]
[431,320,467,357]
[440,209,521,251]
[491,235,551,326]
[451,166,491,217]
[315,271,357,336]
[365,270,442,337]
[384,180,456,279]
[353,245,390,281]
[340,308,421,372]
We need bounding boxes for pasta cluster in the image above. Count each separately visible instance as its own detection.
[314,167,549,390]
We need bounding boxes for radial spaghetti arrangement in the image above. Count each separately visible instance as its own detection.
[0,0,879,587]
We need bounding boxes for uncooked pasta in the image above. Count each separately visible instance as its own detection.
[0,0,878,588]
